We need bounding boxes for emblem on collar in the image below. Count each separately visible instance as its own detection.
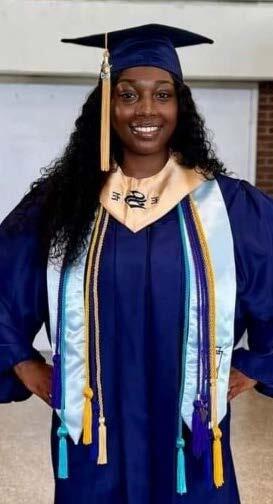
[125,191,147,209]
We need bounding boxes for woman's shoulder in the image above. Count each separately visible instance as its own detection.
[215,172,273,272]
[0,185,49,268]
[216,171,273,217]
[0,178,50,237]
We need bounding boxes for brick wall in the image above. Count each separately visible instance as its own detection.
[256,82,273,195]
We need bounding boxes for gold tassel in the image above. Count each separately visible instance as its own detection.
[97,416,107,465]
[100,33,111,172]
[213,426,224,488]
[83,386,93,445]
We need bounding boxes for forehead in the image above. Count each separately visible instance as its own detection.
[117,66,174,84]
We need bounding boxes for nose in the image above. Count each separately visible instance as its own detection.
[135,94,154,117]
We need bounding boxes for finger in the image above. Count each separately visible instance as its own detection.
[228,391,236,401]
[47,391,53,407]
[227,386,233,401]
[34,383,52,406]
[228,371,237,386]
[229,376,238,388]
[228,381,239,393]
[41,391,52,407]
[228,386,240,401]
[229,372,241,388]
[228,390,233,401]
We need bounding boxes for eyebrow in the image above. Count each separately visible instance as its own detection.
[117,79,174,85]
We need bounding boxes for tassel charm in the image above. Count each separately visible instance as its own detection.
[176,437,187,495]
[97,416,107,465]
[212,426,224,488]
[83,386,94,445]
[192,398,209,458]
[51,354,62,409]
[100,40,111,172]
[57,424,69,479]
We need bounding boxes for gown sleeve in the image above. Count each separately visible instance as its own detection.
[228,179,273,398]
[0,200,48,403]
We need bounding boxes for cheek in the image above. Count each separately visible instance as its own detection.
[169,101,179,123]
[111,103,133,131]
[162,104,178,133]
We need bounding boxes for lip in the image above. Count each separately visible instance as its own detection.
[130,123,162,128]
[129,124,162,139]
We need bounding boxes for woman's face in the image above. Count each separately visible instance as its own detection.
[111,66,178,156]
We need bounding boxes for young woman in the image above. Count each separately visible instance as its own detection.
[0,24,272,504]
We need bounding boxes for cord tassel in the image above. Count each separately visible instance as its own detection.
[57,424,69,479]
[97,416,107,465]
[176,437,187,495]
[51,353,62,409]
[100,38,111,172]
[192,399,209,458]
[83,386,94,445]
[213,426,224,488]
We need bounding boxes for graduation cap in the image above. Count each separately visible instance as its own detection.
[61,24,214,172]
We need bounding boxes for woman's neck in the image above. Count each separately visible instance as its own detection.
[120,150,169,179]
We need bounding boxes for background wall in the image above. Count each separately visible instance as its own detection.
[0,0,273,80]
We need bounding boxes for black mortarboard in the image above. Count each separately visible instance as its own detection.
[61,24,214,171]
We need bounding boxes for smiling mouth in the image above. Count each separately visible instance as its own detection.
[130,125,162,137]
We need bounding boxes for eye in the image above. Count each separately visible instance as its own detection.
[118,91,138,102]
[155,91,172,101]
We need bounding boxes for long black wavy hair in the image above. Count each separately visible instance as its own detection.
[18,74,227,264]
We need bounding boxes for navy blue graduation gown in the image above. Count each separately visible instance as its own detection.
[1,173,273,504]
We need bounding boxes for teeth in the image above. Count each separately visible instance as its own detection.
[132,126,160,133]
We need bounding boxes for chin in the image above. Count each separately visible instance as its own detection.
[128,141,168,156]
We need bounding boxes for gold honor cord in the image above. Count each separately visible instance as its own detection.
[83,206,104,445]
[189,197,224,489]
[93,209,110,464]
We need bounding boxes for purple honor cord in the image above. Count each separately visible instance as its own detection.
[51,264,66,410]
[182,198,211,460]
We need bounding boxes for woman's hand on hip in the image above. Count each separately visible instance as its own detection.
[13,360,53,406]
[228,367,257,401]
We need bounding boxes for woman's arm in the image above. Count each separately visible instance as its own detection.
[0,201,49,403]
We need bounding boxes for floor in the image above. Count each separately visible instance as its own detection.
[0,389,272,503]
